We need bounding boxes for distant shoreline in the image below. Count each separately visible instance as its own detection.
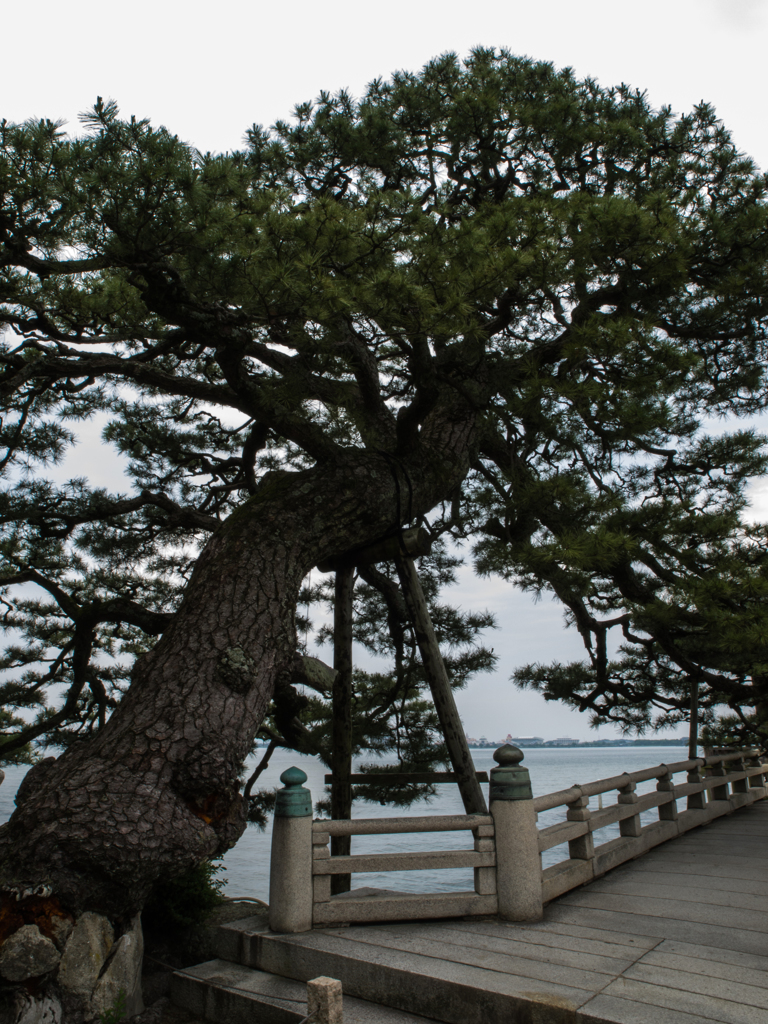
[467,739,688,749]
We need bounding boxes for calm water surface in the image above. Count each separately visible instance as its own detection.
[0,745,688,901]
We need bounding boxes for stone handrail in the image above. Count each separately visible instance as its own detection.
[309,812,497,927]
[317,813,492,835]
[267,747,767,933]
[534,749,768,903]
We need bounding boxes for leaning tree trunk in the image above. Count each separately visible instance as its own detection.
[0,404,476,923]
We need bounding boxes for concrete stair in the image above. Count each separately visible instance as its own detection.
[202,914,607,1024]
[171,948,441,1024]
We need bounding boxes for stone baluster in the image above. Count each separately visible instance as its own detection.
[656,767,679,821]
[490,745,542,921]
[312,828,332,906]
[268,766,314,934]
[747,752,767,790]
[707,760,730,801]
[473,821,497,896]
[618,776,642,837]
[686,763,707,810]
[566,792,595,860]
[730,756,749,794]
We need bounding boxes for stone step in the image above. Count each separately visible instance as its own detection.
[213,916,608,1024]
[171,959,441,1024]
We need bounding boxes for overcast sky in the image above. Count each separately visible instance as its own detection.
[4,0,768,739]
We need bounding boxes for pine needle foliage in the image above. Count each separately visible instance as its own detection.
[2,48,768,771]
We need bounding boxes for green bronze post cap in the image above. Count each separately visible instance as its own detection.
[493,744,524,766]
[275,765,312,818]
[489,744,532,801]
[280,766,308,787]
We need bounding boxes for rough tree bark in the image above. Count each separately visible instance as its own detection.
[0,401,476,920]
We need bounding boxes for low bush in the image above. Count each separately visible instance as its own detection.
[142,859,226,933]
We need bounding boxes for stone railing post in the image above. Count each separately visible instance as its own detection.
[618,777,642,836]
[686,763,707,810]
[656,767,679,821]
[268,766,313,934]
[707,760,730,801]
[747,752,767,790]
[566,792,595,862]
[730,756,749,795]
[490,744,542,922]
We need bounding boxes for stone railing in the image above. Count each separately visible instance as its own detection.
[535,748,768,903]
[267,747,768,933]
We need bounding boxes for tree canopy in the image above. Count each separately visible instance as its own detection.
[1,48,767,915]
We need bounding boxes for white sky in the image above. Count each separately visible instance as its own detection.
[4,0,768,739]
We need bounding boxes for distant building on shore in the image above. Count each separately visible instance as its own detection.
[506,736,545,747]
[463,732,687,749]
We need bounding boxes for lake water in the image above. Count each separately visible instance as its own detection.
[0,745,689,901]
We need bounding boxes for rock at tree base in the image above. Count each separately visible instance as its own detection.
[91,916,144,1019]
[56,912,114,1001]
[0,925,61,982]
[10,991,63,1024]
[0,909,144,1022]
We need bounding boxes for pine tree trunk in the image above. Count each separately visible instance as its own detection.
[0,404,476,920]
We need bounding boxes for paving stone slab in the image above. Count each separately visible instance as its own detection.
[581,879,768,913]
[556,890,767,932]
[628,855,768,882]
[544,904,768,956]
[386,920,642,974]
[653,939,768,974]
[701,824,768,837]
[676,829,768,843]
[606,869,768,897]
[579,991,736,1024]
[509,919,660,952]
[665,840,768,860]
[439,918,653,962]
[319,924,615,990]
[623,962,768,1010]
[599,976,767,1024]
[635,950,768,993]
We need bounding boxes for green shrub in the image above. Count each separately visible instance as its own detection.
[98,989,126,1024]
[143,858,226,933]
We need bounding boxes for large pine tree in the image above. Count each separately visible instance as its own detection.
[1,50,767,920]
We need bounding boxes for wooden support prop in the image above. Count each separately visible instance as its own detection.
[317,526,431,573]
[688,677,700,761]
[395,551,488,815]
[331,564,354,894]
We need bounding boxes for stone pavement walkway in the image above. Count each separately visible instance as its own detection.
[198,799,767,1024]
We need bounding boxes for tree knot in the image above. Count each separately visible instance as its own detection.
[217,646,257,694]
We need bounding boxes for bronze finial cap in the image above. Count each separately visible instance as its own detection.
[493,743,524,766]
